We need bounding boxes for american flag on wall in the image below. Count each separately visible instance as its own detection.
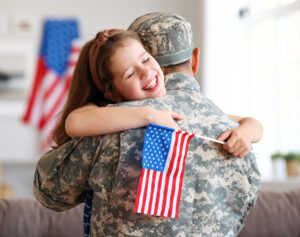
[134,123,194,218]
[22,19,81,150]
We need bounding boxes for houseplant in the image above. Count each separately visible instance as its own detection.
[271,152,300,176]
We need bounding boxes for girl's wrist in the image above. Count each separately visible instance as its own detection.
[142,106,156,125]
[145,106,161,125]
[237,125,255,143]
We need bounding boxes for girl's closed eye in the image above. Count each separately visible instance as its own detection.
[127,71,134,78]
[143,57,150,63]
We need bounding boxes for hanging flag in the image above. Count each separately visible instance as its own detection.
[22,19,81,150]
[134,123,195,218]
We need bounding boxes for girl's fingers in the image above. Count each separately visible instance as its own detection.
[171,111,184,121]
[229,142,241,154]
[233,146,245,158]
[217,129,232,142]
[239,149,250,158]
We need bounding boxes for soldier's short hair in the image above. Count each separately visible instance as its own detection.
[128,12,195,67]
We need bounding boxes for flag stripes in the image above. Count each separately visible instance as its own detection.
[134,126,194,218]
[22,19,81,150]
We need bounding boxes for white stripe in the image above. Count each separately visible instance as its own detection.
[156,172,166,216]
[69,52,79,62]
[40,113,58,149]
[150,170,160,215]
[156,132,176,215]
[137,169,148,213]
[163,132,183,217]
[143,169,153,213]
[43,77,65,115]
[29,70,56,126]
[66,66,75,76]
[38,71,57,118]
[171,134,190,218]
[40,94,67,150]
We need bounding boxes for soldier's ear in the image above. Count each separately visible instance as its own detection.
[191,47,200,75]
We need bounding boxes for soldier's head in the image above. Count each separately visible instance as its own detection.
[128,12,200,75]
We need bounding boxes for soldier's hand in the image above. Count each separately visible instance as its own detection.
[217,127,251,158]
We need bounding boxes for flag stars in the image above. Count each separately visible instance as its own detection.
[142,124,174,172]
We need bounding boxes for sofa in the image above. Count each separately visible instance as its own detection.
[1,189,300,237]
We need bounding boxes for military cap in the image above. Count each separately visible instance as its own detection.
[128,12,195,67]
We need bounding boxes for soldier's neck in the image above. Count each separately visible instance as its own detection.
[164,68,194,77]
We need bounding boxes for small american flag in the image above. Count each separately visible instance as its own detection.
[134,123,194,218]
[22,19,81,150]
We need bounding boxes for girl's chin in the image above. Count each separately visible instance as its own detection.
[151,89,166,98]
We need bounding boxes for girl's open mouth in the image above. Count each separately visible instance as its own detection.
[144,76,158,90]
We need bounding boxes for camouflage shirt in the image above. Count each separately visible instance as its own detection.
[34,73,261,237]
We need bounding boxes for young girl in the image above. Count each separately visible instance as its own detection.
[52,29,262,159]
[52,29,183,148]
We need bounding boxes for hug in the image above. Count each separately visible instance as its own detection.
[34,12,262,236]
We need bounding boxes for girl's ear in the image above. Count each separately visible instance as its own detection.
[104,91,123,103]
[191,47,200,75]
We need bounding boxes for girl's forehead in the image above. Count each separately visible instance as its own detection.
[120,38,143,47]
[109,40,148,76]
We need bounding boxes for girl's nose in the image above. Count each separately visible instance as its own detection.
[140,67,151,80]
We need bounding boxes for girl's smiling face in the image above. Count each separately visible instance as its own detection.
[109,39,166,101]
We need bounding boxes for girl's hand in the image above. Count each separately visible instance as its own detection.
[149,109,184,130]
[217,127,252,158]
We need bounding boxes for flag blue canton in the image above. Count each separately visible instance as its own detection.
[41,19,79,76]
[142,123,175,172]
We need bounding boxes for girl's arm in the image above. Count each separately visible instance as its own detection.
[65,103,184,137]
[217,115,263,158]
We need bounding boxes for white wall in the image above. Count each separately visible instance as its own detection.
[202,0,249,115]
[0,0,203,44]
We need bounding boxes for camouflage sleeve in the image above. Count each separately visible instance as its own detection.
[33,136,102,211]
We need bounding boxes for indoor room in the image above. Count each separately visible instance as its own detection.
[0,0,299,236]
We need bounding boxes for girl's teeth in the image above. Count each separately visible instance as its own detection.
[145,78,157,90]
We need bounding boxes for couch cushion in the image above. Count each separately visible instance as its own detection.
[238,189,300,237]
[0,198,83,237]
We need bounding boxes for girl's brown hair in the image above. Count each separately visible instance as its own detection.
[51,29,142,147]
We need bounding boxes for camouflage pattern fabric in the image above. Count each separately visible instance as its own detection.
[128,13,194,67]
[34,73,261,237]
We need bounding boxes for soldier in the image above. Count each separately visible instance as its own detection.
[34,13,262,236]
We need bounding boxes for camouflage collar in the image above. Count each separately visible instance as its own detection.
[164,72,200,92]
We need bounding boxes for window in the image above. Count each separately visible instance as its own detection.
[246,0,300,178]
[203,0,300,179]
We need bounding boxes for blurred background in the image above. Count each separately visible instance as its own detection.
[0,0,299,198]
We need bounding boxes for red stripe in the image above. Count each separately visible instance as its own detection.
[39,76,71,129]
[140,169,150,214]
[153,172,163,215]
[67,61,77,67]
[71,47,81,53]
[167,132,187,217]
[43,76,60,100]
[22,58,48,123]
[160,131,180,216]
[147,170,157,214]
[175,134,194,218]
[134,168,145,212]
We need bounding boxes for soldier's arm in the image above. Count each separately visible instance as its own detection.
[33,136,100,211]
[65,103,183,137]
